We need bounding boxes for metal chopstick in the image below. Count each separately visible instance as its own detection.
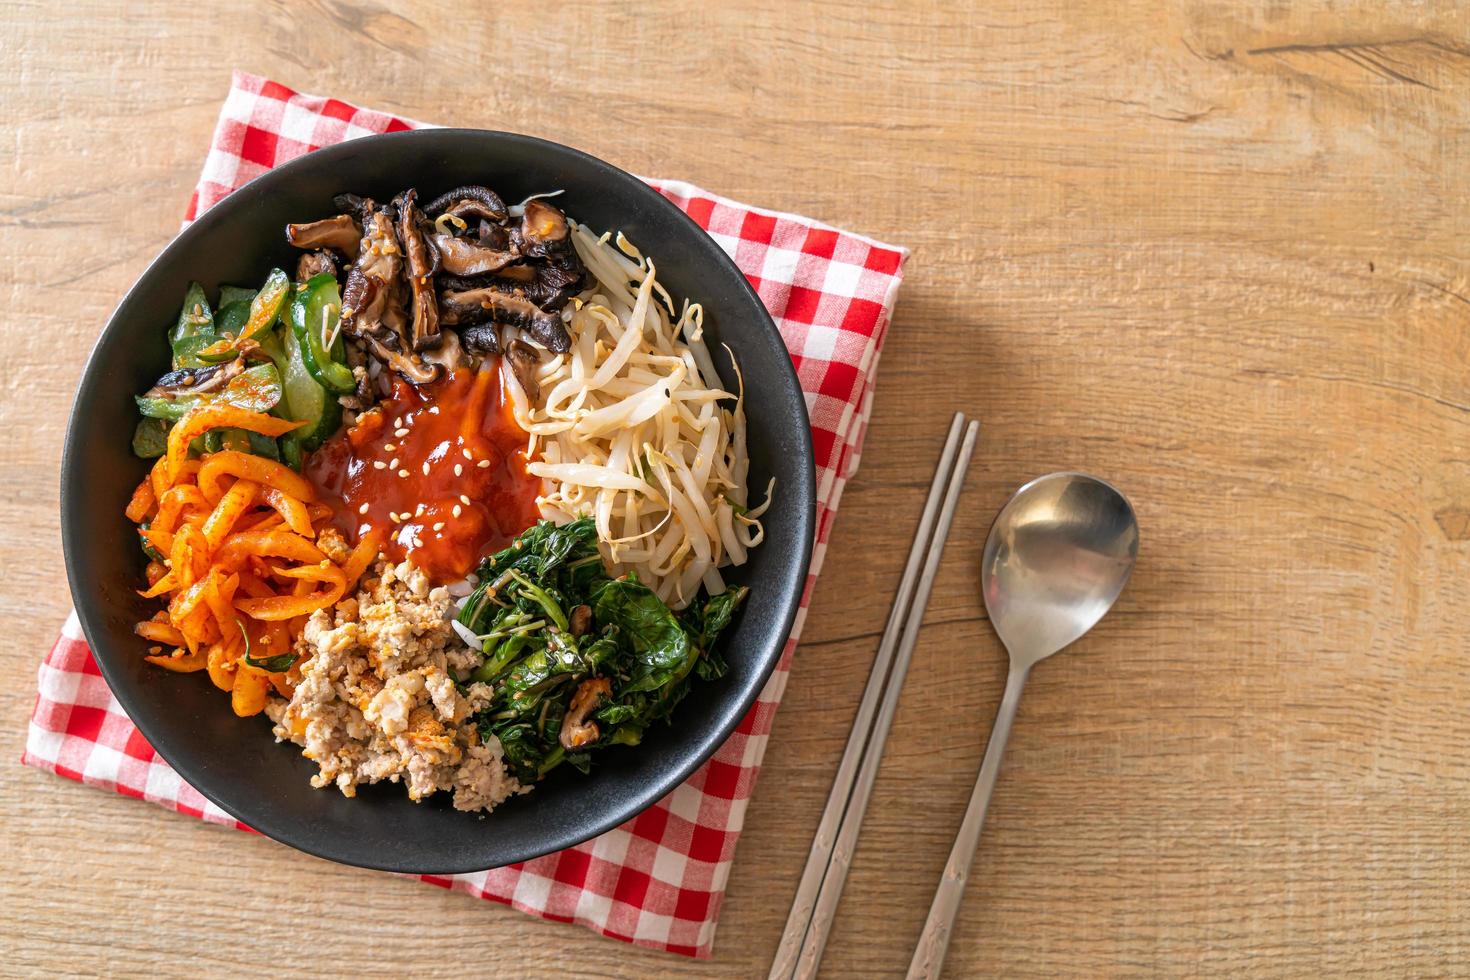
[769,413,979,980]
[791,418,979,978]
[768,413,966,980]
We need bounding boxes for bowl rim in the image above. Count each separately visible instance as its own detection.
[60,127,816,872]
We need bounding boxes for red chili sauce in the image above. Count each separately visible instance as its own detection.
[306,364,541,583]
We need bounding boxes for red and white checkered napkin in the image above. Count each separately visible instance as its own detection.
[24,71,907,958]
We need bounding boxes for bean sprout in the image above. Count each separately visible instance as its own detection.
[511,222,773,608]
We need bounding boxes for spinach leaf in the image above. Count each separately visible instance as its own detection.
[591,577,692,695]
[493,723,547,783]
[460,519,751,784]
[687,585,749,650]
[684,585,750,681]
[477,516,598,583]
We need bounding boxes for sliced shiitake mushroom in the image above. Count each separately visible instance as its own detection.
[144,358,247,399]
[295,250,337,282]
[393,188,442,352]
[559,677,612,750]
[504,338,542,401]
[339,208,402,341]
[361,333,441,386]
[290,183,591,386]
[424,184,508,223]
[422,326,468,372]
[568,604,593,637]
[438,263,583,311]
[511,199,571,258]
[459,324,500,356]
[438,287,571,353]
[285,213,362,258]
[430,233,520,276]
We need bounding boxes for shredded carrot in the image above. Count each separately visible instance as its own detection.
[260,486,314,537]
[126,478,157,524]
[202,570,241,641]
[230,667,271,717]
[128,442,372,718]
[198,450,316,504]
[140,526,175,558]
[152,455,203,500]
[235,588,343,621]
[154,485,212,533]
[169,574,213,627]
[341,528,385,590]
[149,455,171,505]
[135,620,185,646]
[146,649,207,672]
[266,620,291,655]
[138,571,178,599]
[202,479,259,550]
[165,406,302,484]
[235,569,276,599]
[177,603,220,647]
[169,523,209,590]
[215,529,326,569]
[237,511,286,532]
[206,638,237,692]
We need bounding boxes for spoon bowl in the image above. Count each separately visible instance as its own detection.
[982,472,1139,666]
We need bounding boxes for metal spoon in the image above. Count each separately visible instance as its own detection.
[906,472,1139,979]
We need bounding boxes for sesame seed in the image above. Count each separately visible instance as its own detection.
[383,443,396,452]
[422,461,430,476]
[460,494,472,505]
[416,503,425,516]
[395,428,409,438]
[388,457,399,469]
[432,522,445,532]
[452,504,462,517]
[428,406,440,415]
[461,448,472,460]
[398,468,410,478]
[477,459,490,468]
[454,464,463,477]
[358,503,369,515]
[388,511,398,522]
[372,461,387,470]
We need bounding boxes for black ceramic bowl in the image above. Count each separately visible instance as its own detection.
[61,130,814,874]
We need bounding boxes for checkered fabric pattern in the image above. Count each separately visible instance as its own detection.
[23,71,907,958]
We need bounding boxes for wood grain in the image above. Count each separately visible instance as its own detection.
[2,1,1468,976]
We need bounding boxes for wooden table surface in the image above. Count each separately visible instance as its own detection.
[4,2,1468,976]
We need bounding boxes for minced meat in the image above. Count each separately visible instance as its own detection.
[266,558,523,812]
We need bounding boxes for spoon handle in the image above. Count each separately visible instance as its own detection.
[906,663,1030,980]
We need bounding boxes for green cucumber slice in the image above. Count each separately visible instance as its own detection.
[288,274,356,395]
[280,321,341,452]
